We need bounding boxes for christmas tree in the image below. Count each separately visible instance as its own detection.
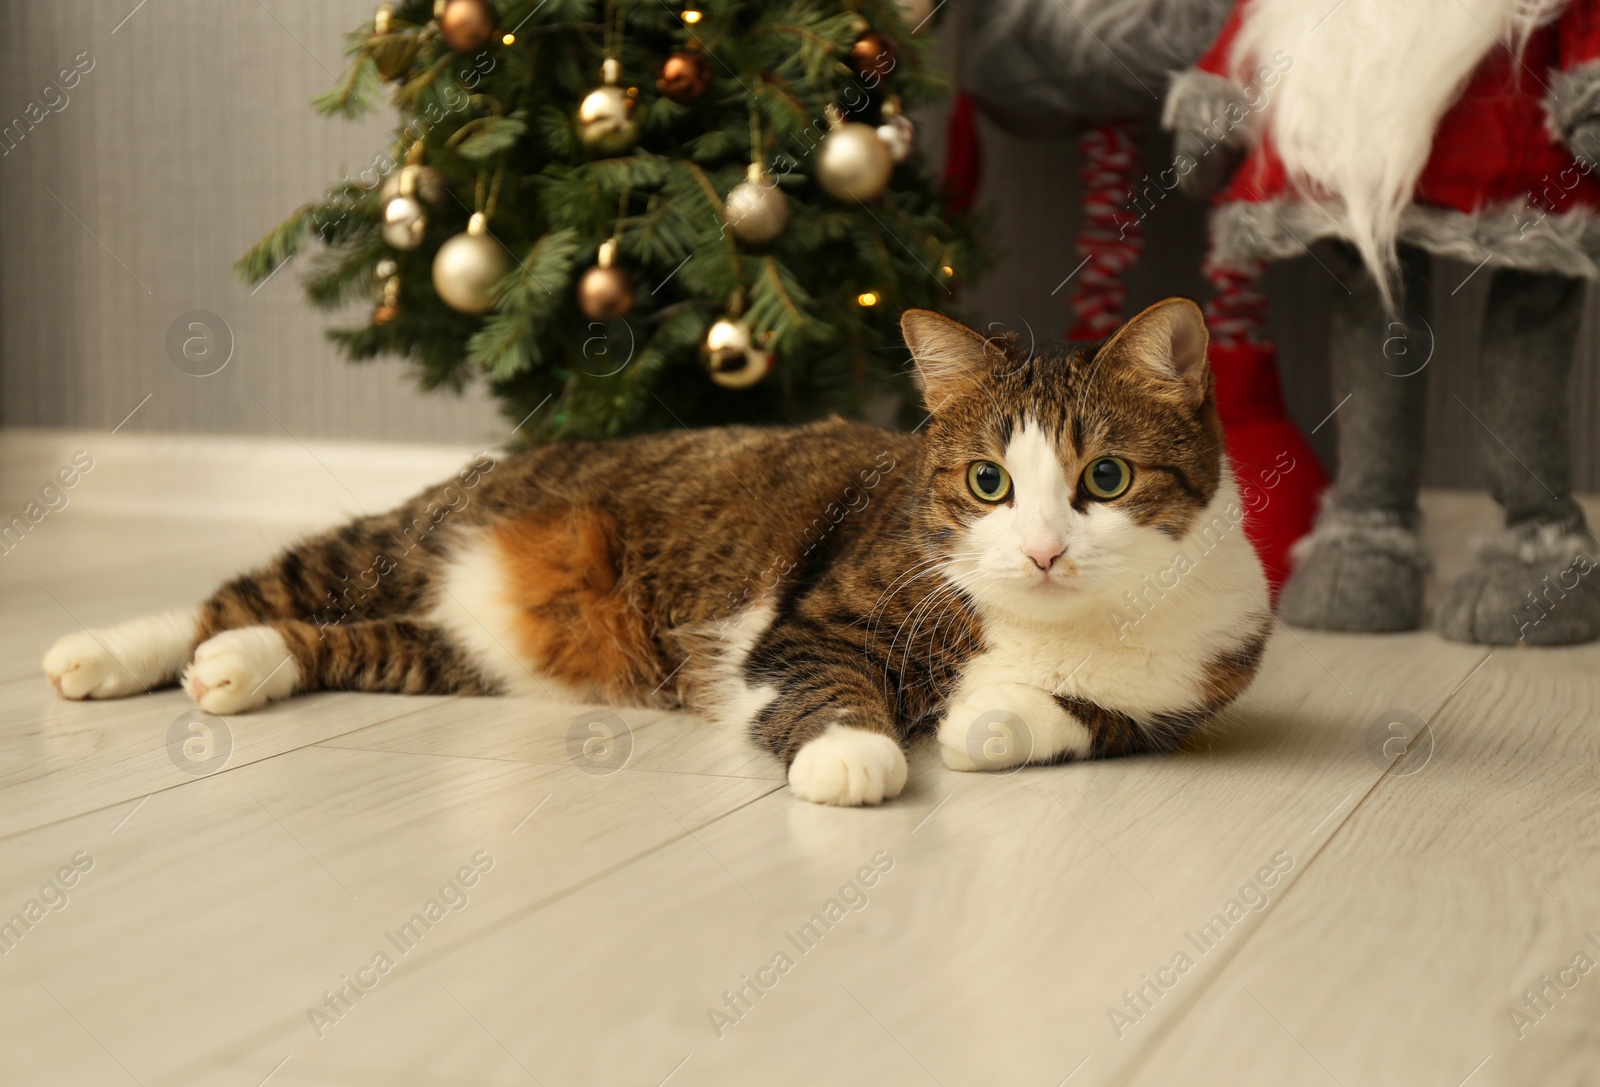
[237,0,981,439]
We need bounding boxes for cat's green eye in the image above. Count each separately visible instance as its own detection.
[1082,457,1133,500]
[967,461,1012,503]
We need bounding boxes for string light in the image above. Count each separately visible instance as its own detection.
[501,32,516,45]
[940,264,954,277]
[681,9,703,23]
[857,291,879,307]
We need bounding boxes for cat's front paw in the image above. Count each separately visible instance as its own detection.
[788,726,908,806]
[182,627,299,715]
[42,631,144,700]
[938,682,1091,772]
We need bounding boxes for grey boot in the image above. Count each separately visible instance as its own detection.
[1436,270,1600,645]
[1279,244,1432,632]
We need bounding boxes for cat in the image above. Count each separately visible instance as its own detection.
[41,298,1271,806]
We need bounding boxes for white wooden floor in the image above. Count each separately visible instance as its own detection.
[2,461,1598,1086]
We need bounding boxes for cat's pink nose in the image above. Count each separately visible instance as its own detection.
[1025,544,1065,571]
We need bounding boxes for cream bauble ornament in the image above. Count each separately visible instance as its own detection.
[432,212,508,314]
[876,96,914,164]
[382,193,427,250]
[577,239,635,320]
[722,163,788,244]
[816,107,893,201]
[578,58,637,154]
[704,317,773,388]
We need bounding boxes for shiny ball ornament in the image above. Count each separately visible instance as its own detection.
[432,212,508,314]
[849,31,898,81]
[578,58,637,153]
[816,118,894,201]
[382,194,428,250]
[372,261,401,325]
[722,163,788,244]
[577,239,635,320]
[894,0,935,31]
[876,97,915,164]
[438,0,498,51]
[657,50,713,103]
[704,318,773,389]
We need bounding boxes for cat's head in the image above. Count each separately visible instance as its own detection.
[902,299,1231,624]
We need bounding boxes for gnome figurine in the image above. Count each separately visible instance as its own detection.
[1166,0,1600,644]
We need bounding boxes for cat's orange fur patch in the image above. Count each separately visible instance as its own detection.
[491,507,659,699]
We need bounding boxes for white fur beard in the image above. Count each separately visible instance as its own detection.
[1229,0,1567,289]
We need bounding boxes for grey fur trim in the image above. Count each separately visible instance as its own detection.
[1210,199,1600,279]
[1161,69,1252,149]
[1289,505,1430,570]
[1546,60,1600,140]
[1474,519,1598,567]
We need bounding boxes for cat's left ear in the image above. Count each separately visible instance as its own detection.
[1096,298,1210,404]
[901,309,1001,408]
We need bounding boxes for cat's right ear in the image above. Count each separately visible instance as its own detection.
[900,310,998,409]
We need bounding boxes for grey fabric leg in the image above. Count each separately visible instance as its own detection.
[1436,270,1600,645]
[1278,244,1432,632]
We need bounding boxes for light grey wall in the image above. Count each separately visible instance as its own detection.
[2,1,1598,490]
[0,0,505,445]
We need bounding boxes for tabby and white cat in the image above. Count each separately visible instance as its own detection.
[42,299,1270,806]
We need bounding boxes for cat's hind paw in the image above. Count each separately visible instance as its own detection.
[788,725,908,806]
[182,627,299,715]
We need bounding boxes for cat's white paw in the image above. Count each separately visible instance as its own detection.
[788,725,908,806]
[938,682,1091,772]
[182,627,299,715]
[42,608,199,701]
[42,631,145,700]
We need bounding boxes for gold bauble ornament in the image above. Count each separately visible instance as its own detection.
[382,194,428,250]
[876,96,915,164]
[723,163,788,244]
[578,58,637,154]
[372,259,401,325]
[704,317,773,388]
[437,0,497,51]
[432,212,508,314]
[816,111,893,201]
[577,239,635,320]
[657,50,713,103]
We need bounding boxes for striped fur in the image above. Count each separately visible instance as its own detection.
[42,301,1271,805]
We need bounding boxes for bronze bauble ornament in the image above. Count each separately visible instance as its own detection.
[438,0,498,51]
[849,31,898,81]
[657,50,713,103]
[577,240,635,320]
[431,212,508,314]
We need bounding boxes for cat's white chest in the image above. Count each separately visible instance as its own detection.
[952,611,1206,721]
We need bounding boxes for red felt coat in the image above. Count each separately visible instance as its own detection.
[1177,0,1600,274]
